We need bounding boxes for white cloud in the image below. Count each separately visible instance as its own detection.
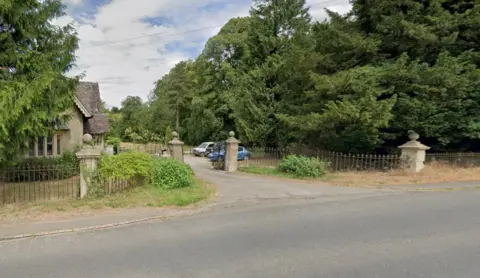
[60,0,351,107]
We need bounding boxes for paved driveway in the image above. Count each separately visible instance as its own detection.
[185,156,385,205]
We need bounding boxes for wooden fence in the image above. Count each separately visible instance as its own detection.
[103,176,144,195]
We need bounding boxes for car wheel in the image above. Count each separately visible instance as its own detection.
[244,155,250,161]
[217,156,224,162]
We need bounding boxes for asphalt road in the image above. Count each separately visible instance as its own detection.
[1,190,479,278]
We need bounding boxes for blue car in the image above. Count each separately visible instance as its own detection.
[208,146,251,162]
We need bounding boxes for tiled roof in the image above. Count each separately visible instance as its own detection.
[84,113,110,135]
[75,82,102,114]
[74,82,109,134]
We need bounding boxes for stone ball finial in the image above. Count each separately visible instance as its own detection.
[229,131,235,138]
[172,131,178,138]
[408,130,420,141]
[83,133,93,144]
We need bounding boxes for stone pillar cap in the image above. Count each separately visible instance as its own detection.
[168,131,184,145]
[398,140,430,150]
[226,131,241,143]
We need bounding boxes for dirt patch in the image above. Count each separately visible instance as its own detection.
[239,162,480,187]
[326,162,480,187]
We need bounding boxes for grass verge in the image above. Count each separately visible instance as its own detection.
[238,166,326,180]
[0,178,214,221]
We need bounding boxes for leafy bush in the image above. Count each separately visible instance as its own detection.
[152,158,195,190]
[279,155,327,178]
[98,151,154,181]
[60,150,80,169]
[106,137,122,146]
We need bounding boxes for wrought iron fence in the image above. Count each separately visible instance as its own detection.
[426,152,480,167]
[316,151,404,172]
[0,163,80,205]
[240,146,404,172]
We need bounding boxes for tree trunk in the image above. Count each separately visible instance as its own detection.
[176,108,180,131]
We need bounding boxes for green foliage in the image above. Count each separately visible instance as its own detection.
[230,0,315,146]
[279,155,327,178]
[0,0,80,166]
[165,126,173,144]
[98,153,197,193]
[114,0,480,153]
[152,158,195,190]
[149,61,195,138]
[123,127,161,144]
[98,152,154,181]
[59,150,80,169]
[106,137,121,146]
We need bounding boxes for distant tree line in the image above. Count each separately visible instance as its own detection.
[109,0,480,154]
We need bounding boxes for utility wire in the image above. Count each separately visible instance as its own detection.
[81,0,337,48]
[82,25,225,48]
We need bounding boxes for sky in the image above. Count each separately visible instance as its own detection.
[54,0,352,107]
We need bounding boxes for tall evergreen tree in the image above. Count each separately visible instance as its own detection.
[143,0,480,153]
[231,0,315,146]
[0,0,79,165]
[184,17,249,143]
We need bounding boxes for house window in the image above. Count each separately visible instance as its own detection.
[47,136,53,156]
[57,135,61,155]
[27,134,61,157]
[37,136,45,156]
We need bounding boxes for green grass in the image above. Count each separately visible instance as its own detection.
[240,166,286,176]
[0,178,214,219]
[89,178,213,208]
[239,166,306,179]
[239,165,335,181]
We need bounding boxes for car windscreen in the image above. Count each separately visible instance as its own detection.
[198,143,209,148]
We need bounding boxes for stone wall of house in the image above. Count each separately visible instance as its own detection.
[61,106,84,152]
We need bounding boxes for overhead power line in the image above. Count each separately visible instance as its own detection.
[81,0,338,48]
[82,25,225,48]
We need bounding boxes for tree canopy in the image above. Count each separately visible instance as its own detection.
[115,0,480,153]
[0,0,79,165]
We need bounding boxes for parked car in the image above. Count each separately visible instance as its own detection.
[192,142,215,157]
[208,146,251,162]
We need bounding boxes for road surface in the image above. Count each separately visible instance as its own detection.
[1,190,479,277]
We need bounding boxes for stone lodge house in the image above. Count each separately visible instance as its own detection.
[27,82,110,157]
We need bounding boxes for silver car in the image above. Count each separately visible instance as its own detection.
[192,142,214,157]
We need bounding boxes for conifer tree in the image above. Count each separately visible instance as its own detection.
[0,0,79,165]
